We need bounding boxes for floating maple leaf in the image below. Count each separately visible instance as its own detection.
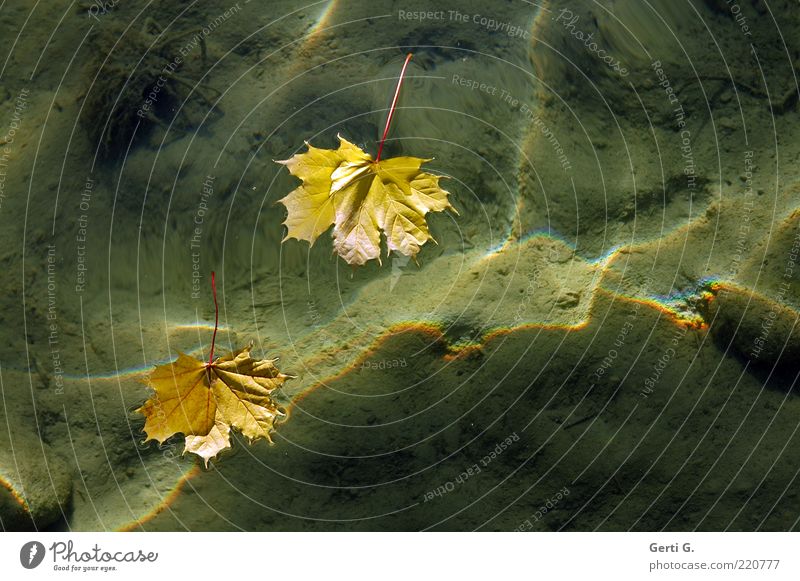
[137,343,291,466]
[276,54,457,266]
[277,136,455,265]
[137,273,292,466]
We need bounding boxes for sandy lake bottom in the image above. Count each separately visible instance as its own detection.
[1,0,800,531]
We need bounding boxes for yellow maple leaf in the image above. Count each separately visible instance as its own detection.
[276,135,455,265]
[137,342,290,466]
